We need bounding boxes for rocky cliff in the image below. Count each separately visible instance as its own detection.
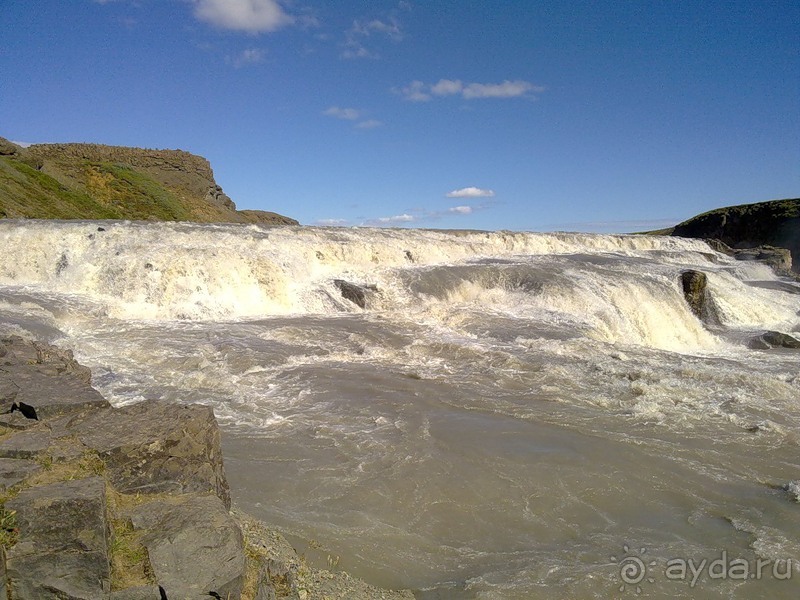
[0,334,411,600]
[0,137,298,226]
[668,198,799,273]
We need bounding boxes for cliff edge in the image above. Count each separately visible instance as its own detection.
[668,198,799,273]
[0,137,298,226]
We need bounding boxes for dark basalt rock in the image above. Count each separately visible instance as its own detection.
[69,400,231,508]
[680,270,707,319]
[6,476,110,599]
[130,494,245,600]
[0,336,108,424]
[748,330,800,350]
[333,279,378,309]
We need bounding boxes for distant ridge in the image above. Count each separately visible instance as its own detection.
[667,198,799,272]
[0,136,298,226]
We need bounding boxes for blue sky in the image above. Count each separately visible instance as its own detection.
[1,1,798,231]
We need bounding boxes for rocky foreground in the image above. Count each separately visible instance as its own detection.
[0,335,413,600]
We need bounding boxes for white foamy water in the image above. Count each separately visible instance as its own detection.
[1,220,798,599]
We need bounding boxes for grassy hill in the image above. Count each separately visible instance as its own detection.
[0,137,297,225]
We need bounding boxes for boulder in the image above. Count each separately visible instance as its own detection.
[333,279,378,309]
[748,331,800,349]
[1,335,93,383]
[6,476,110,599]
[0,364,109,419]
[130,494,245,600]
[69,400,231,508]
[733,245,793,273]
[0,336,107,421]
[680,270,707,319]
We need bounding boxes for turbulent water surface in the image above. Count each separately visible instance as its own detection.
[0,220,798,598]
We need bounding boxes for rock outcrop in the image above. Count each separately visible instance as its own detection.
[748,330,800,350]
[0,334,413,600]
[333,280,379,309]
[0,136,298,226]
[669,198,800,273]
[679,270,707,319]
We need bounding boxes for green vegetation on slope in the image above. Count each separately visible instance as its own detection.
[0,136,299,225]
[0,157,120,219]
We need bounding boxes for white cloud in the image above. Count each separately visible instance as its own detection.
[446,187,495,198]
[448,205,473,214]
[315,218,349,226]
[377,214,415,223]
[355,119,383,129]
[362,213,416,226]
[232,48,265,67]
[430,79,463,96]
[463,80,544,99]
[193,0,294,33]
[324,108,383,129]
[398,79,545,101]
[323,106,361,120]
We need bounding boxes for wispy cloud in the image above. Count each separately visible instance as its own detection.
[446,186,495,198]
[323,106,361,120]
[397,81,431,102]
[341,5,405,59]
[448,205,473,214]
[397,79,545,102]
[231,48,265,67]
[315,218,350,226]
[358,199,495,228]
[355,119,383,129]
[375,213,415,224]
[323,107,383,129]
[192,0,294,33]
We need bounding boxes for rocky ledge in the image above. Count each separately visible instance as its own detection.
[0,335,413,600]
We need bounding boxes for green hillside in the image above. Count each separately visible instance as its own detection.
[0,137,297,225]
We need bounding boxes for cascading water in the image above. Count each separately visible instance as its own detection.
[0,220,798,599]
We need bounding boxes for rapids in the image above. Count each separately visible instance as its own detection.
[0,220,798,598]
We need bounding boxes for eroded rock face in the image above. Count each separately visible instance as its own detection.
[0,137,20,157]
[680,270,707,319]
[70,400,231,508]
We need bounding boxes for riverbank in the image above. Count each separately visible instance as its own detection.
[0,333,413,599]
